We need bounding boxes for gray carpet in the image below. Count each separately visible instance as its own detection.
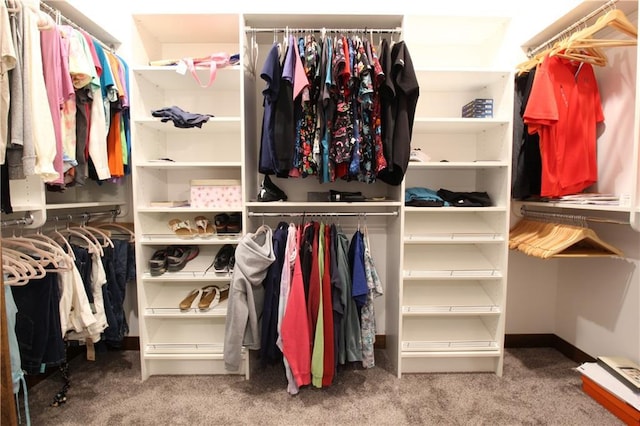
[24,348,622,425]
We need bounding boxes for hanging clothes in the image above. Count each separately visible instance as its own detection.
[257,30,418,185]
[523,54,603,198]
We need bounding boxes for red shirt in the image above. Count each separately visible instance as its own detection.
[524,55,603,197]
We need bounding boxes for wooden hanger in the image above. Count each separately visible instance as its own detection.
[509,218,623,259]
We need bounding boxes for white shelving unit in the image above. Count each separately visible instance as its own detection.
[390,14,514,377]
[130,13,248,379]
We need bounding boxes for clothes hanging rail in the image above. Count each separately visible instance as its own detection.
[0,214,34,228]
[526,0,619,58]
[248,211,397,217]
[520,206,629,225]
[244,26,402,35]
[46,207,122,225]
[38,1,115,52]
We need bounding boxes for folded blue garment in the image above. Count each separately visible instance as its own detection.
[405,187,450,206]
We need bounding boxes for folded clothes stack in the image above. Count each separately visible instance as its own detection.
[151,106,214,128]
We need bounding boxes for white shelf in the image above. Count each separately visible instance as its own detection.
[145,343,225,355]
[415,68,511,91]
[144,306,227,318]
[136,161,242,169]
[402,306,500,315]
[412,117,509,133]
[403,270,503,279]
[134,117,241,132]
[140,234,242,245]
[245,201,402,208]
[407,161,508,169]
[401,340,499,352]
[45,201,121,210]
[133,65,241,91]
[517,200,632,213]
[142,271,233,282]
[404,206,506,213]
[404,233,504,243]
[138,207,242,213]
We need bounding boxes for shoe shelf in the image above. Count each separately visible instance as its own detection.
[142,271,232,281]
[144,306,227,318]
[404,234,504,243]
[132,11,246,379]
[403,270,503,279]
[140,234,242,245]
[401,316,501,352]
[412,118,509,133]
[402,280,502,315]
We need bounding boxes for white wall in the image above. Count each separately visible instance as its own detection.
[58,1,640,363]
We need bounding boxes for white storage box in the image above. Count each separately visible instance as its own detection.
[190,179,242,208]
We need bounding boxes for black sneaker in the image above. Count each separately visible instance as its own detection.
[257,175,288,202]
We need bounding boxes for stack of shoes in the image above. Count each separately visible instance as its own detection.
[257,175,288,202]
[149,246,199,275]
[179,284,230,311]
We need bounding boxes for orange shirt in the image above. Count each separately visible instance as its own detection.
[524,55,603,197]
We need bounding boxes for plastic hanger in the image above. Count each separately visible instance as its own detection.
[4,233,73,271]
[2,237,61,269]
[55,222,104,257]
[1,247,47,279]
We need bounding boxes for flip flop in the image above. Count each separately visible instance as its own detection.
[168,219,196,239]
[194,216,214,237]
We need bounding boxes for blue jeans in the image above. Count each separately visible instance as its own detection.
[101,239,130,346]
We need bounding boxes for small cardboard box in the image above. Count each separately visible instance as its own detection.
[190,179,242,209]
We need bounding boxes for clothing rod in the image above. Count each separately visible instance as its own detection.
[46,207,122,225]
[0,214,34,228]
[526,0,618,58]
[520,206,629,225]
[245,26,402,34]
[39,2,115,52]
[248,211,398,217]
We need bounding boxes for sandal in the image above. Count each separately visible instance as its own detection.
[149,248,168,276]
[168,219,196,239]
[194,216,214,237]
[179,288,201,311]
[167,246,200,272]
[198,285,221,311]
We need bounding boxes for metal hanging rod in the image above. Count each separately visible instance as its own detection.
[46,207,122,225]
[245,26,402,34]
[1,213,34,228]
[248,211,398,217]
[527,0,618,58]
[39,2,116,52]
[520,206,629,225]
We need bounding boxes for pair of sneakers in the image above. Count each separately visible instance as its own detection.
[257,175,288,202]
[204,244,236,274]
[149,246,200,276]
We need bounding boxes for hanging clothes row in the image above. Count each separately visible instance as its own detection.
[258,29,419,186]
[223,219,383,394]
[0,0,131,215]
[512,7,637,200]
[2,217,135,408]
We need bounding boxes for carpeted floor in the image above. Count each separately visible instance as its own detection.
[22,347,621,425]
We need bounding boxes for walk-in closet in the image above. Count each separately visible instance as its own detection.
[2,0,639,424]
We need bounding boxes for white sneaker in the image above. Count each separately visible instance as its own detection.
[410,149,431,162]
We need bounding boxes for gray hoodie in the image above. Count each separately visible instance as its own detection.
[224,225,275,371]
